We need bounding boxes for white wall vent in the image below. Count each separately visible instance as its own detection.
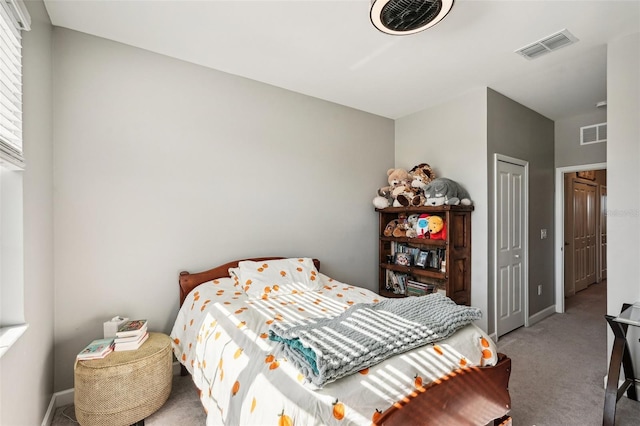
[580,122,607,145]
[515,29,579,60]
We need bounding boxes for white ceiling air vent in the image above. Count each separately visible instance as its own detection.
[515,29,578,60]
[370,0,454,36]
[580,122,607,145]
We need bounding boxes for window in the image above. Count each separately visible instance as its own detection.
[0,0,30,358]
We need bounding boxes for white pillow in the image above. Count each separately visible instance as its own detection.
[235,258,321,299]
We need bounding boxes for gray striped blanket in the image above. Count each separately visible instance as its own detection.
[268,293,482,387]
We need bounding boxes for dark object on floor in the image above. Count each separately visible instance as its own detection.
[603,303,640,426]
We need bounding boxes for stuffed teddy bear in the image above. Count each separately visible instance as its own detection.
[394,185,426,207]
[427,215,447,240]
[373,168,411,209]
[423,177,473,206]
[409,163,436,190]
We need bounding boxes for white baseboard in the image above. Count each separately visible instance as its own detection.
[493,305,556,343]
[528,304,556,326]
[41,389,73,426]
[41,361,183,426]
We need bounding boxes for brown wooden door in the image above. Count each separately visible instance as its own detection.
[573,181,597,292]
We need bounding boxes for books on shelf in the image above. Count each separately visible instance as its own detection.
[385,270,407,295]
[114,331,149,351]
[77,338,114,360]
[115,319,147,338]
[406,279,437,297]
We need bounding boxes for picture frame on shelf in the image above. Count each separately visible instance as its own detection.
[408,247,421,264]
[415,250,428,268]
[394,252,412,267]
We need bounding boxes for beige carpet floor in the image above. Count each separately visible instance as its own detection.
[497,281,640,425]
[53,281,640,425]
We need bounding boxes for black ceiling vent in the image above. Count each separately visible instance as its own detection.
[370,0,454,36]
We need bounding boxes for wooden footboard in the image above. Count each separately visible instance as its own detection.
[374,353,511,426]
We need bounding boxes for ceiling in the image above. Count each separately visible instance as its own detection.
[42,0,640,120]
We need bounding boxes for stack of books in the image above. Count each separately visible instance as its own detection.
[77,338,115,360]
[406,280,437,297]
[114,319,149,351]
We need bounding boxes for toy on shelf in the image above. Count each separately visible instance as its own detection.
[373,168,410,209]
[409,163,436,190]
[423,178,472,206]
[394,185,425,207]
[427,215,447,240]
[415,214,430,239]
[384,214,413,238]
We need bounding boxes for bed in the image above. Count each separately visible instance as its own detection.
[171,257,511,425]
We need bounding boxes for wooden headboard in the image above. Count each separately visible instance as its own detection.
[179,257,321,306]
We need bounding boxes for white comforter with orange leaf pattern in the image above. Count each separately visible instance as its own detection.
[171,273,497,426]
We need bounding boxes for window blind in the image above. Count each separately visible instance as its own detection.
[0,0,30,354]
[0,0,29,169]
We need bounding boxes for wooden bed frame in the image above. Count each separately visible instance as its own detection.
[178,257,512,426]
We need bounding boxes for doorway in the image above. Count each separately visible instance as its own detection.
[494,154,529,338]
[568,178,598,294]
[554,163,607,313]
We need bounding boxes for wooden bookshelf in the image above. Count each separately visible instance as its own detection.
[377,205,472,305]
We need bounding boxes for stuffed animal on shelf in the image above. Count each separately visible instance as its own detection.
[384,214,413,238]
[404,214,419,238]
[406,214,420,238]
[394,185,426,207]
[383,219,399,237]
[415,214,430,239]
[373,168,410,209]
[409,163,436,190]
[423,177,473,206]
[373,187,393,210]
[383,220,405,238]
[427,215,447,240]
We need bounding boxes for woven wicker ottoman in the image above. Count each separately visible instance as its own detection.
[74,332,173,426]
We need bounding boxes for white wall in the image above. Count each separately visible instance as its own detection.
[394,88,489,331]
[606,32,640,363]
[52,28,394,391]
[0,1,55,424]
